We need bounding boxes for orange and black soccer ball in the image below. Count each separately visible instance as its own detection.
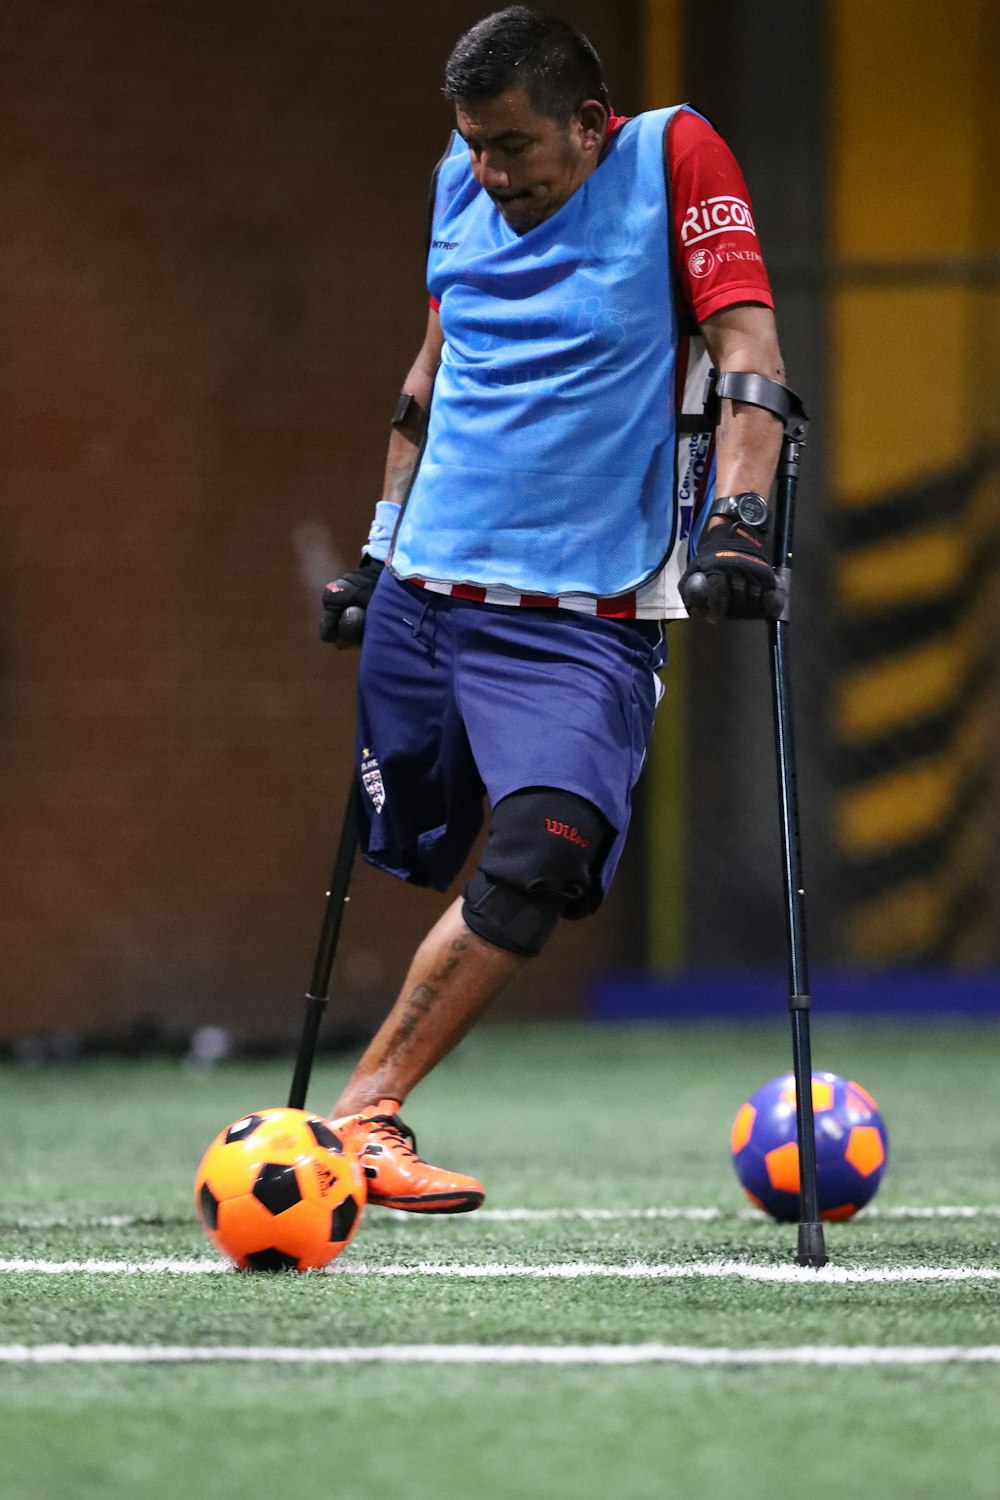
[194,1107,367,1271]
[731,1072,889,1222]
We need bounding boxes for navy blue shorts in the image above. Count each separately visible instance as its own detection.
[354,569,665,911]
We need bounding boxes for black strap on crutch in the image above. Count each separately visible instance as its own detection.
[706,371,828,1267]
[287,784,360,1110]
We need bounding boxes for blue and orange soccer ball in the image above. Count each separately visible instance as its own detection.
[731,1072,889,1221]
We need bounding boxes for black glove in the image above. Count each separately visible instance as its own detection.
[320,554,383,646]
[679,520,785,622]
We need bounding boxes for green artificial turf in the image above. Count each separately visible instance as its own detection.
[1,1022,999,1500]
[2,1365,1000,1500]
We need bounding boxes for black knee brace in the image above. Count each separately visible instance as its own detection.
[462,789,612,957]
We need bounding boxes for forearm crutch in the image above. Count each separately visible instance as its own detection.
[706,373,827,1268]
[288,605,367,1111]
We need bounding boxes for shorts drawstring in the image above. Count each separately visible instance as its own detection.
[412,598,432,640]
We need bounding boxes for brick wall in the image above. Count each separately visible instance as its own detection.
[0,0,642,1043]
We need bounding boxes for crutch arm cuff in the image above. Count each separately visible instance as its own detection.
[712,371,809,439]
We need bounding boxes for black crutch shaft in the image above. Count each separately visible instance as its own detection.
[288,785,359,1110]
[771,423,827,1267]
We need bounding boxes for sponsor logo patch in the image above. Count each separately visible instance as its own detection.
[361,748,385,814]
[687,247,716,279]
[681,195,757,247]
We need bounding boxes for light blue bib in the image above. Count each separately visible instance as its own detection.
[392,108,683,598]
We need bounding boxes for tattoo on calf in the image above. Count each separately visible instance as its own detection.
[395,931,474,1044]
[397,981,435,1043]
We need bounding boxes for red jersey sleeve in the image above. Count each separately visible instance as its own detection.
[667,107,773,323]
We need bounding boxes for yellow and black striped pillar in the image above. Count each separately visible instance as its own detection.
[640,0,831,972]
[830,0,1000,964]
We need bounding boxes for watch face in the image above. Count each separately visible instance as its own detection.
[736,494,768,527]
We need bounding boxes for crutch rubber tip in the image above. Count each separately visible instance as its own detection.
[796,1221,828,1267]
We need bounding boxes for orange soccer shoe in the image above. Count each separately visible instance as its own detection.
[331,1102,485,1214]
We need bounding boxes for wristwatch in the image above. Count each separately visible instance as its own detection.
[709,492,770,528]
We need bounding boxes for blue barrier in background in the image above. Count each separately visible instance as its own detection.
[589,971,1000,1021]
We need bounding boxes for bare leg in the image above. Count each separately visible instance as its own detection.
[331,896,527,1116]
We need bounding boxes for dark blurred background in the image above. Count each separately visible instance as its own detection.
[2,0,998,1049]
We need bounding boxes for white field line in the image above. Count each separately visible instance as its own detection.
[1,1343,1000,1367]
[472,1205,1000,1223]
[3,1204,999,1231]
[2,1257,1000,1284]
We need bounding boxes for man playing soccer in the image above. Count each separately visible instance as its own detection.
[320,7,788,1212]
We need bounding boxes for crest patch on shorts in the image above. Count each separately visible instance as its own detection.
[361,748,385,814]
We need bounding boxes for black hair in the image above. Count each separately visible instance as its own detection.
[443,7,610,123]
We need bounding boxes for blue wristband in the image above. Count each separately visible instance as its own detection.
[365,500,401,562]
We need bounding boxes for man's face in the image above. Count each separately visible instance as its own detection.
[455,88,606,234]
